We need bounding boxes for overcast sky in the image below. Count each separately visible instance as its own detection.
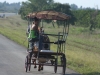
[0,0,99,9]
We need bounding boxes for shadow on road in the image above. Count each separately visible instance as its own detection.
[65,73,81,75]
[65,72,100,75]
[82,72,100,75]
[28,70,82,75]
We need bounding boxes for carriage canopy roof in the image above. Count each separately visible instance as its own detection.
[27,11,71,20]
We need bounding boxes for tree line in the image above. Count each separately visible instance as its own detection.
[19,0,75,25]
[19,0,100,31]
[0,1,21,13]
[1,0,99,31]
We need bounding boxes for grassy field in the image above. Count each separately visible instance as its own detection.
[0,15,100,75]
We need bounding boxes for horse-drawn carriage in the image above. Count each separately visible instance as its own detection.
[25,11,71,75]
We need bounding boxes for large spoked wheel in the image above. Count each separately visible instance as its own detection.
[28,57,31,71]
[54,58,57,73]
[61,55,66,75]
[25,56,28,72]
[25,54,31,72]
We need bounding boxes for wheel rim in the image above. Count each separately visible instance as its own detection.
[28,57,31,71]
[25,56,28,72]
[62,58,66,75]
[54,58,57,73]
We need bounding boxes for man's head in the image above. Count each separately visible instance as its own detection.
[33,17,40,25]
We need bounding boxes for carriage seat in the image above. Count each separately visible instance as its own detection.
[39,50,55,59]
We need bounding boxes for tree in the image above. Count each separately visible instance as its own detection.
[0,1,21,13]
[70,4,78,10]
[19,0,75,25]
[89,7,99,31]
[19,0,54,19]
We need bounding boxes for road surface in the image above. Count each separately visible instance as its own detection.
[0,34,81,75]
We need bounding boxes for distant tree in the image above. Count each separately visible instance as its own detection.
[0,1,21,13]
[89,7,99,31]
[19,0,75,25]
[96,12,100,28]
[70,4,78,10]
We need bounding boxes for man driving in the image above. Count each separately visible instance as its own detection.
[28,17,40,52]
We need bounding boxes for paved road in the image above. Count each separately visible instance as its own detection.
[0,34,81,75]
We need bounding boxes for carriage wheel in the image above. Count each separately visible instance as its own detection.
[54,58,57,73]
[62,55,66,75]
[28,58,31,71]
[25,55,31,72]
[25,56,28,72]
[28,53,32,71]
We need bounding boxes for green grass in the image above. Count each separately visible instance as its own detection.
[0,15,100,75]
[0,15,28,47]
